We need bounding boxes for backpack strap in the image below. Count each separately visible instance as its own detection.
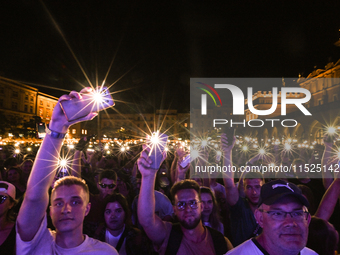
[165,223,183,255]
[116,226,129,252]
[206,226,229,255]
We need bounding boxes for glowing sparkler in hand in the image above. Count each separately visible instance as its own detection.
[146,131,168,170]
[59,86,114,121]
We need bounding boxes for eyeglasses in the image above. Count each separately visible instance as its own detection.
[258,209,309,221]
[175,200,201,210]
[99,183,116,189]
[0,195,9,204]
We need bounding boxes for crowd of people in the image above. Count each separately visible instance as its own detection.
[0,88,339,254]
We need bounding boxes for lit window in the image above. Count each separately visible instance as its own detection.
[81,129,84,134]
[184,123,188,127]
[72,129,76,134]
[85,130,87,135]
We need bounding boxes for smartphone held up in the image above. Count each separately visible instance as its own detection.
[60,86,115,121]
[147,131,168,170]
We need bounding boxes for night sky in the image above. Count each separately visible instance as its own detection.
[1,1,340,113]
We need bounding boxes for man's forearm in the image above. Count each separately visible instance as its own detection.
[17,133,64,242]
[25,134,64,199]
[138,173,157,227]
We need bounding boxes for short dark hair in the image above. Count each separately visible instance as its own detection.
[52,176,90,203]
[103,193,132,227]
[99,169,117,183]
[170,179,200,203]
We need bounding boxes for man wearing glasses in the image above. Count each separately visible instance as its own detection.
[84,169,117,237]
[226,179,317,254]
[137,148,233,255]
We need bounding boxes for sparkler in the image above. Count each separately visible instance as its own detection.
[284,143,292,151]
[327,126,337,135]
[259,148,266,155]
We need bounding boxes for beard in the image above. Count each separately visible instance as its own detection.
[179,215,201,230]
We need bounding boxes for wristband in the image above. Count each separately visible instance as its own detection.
[46,124,67,139]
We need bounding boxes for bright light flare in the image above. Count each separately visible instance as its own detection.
[327,126,337,135]
[242,145,248,152]
[191,148,199,160]
[201,139,208,148]
[284,143,292,151]
[59,159,68,168]
[259,148,266,155]
[149,131,160,145]
[92,90,104,103]
[14,149,20,154]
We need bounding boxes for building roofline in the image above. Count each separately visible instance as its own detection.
[0,76,39,92]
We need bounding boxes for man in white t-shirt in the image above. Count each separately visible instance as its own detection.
[226,179,317,255]
[16,88,118,255]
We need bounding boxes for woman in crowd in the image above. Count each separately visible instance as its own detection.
[200,186,224,235]
[94,193,150,255]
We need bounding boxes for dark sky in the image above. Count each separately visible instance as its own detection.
[1,1,340,113]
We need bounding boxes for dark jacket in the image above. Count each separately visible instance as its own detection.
[94,224,154,255]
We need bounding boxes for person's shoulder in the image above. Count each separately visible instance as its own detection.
[154,190,170,200]
[85,235,119,254]
[225,239,257,254]
[301,247,318,255]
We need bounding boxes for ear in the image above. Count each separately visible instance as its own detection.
[254,209,264,228]
[85,202,91,216]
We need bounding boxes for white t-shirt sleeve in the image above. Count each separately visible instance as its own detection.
[16,214,55,255]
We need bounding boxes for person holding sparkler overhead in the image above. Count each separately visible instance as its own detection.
[16,88,117,254]
[221,133,264,247]
[137,142,233,255]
